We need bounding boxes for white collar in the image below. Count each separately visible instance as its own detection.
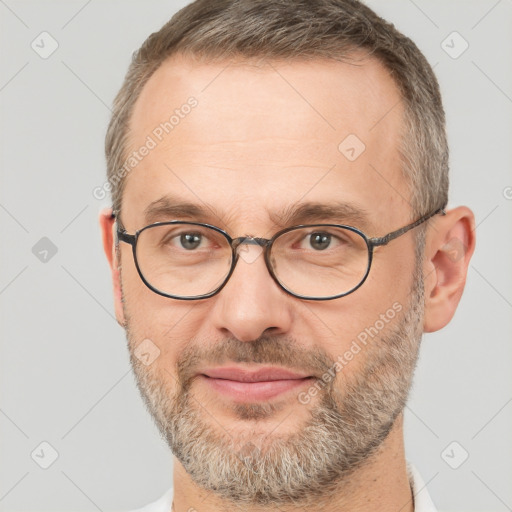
[407,463,438,511]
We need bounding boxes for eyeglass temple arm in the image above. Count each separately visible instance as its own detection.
[369,206,446,247]
[110,210,136,247]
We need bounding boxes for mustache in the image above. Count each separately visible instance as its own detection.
[175,335,334,388]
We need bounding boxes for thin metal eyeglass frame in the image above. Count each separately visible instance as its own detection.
[112,206,446,301]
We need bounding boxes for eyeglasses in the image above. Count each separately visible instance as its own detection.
[113,206,445,301]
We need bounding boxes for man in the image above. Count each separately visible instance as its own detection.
[99,1,476,511]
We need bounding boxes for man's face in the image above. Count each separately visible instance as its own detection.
[117,54,425,505]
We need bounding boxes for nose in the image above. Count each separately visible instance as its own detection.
[209,242,293,342]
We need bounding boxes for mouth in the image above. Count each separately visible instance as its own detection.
[198,366,316,401]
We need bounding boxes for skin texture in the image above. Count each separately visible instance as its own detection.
[100,54,476,511]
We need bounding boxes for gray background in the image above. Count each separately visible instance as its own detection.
[0,1,511,511]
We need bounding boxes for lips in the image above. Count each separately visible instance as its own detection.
[199,366,315,401]
[201,366,312,382]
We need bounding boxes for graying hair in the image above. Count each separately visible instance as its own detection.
[105,0,448,239]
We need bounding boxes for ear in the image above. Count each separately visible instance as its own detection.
[99,207,126,328]
[422,206,476,333]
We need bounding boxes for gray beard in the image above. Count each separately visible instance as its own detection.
[123,265,424,507]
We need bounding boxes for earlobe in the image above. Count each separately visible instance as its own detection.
[99,208,126,328]
[422,206,476,333]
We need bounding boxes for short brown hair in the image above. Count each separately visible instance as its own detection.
[105,0,448,224]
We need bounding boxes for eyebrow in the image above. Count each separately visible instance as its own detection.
[144,196,223,226]
[143,195,374,232]
[269,201,373,231]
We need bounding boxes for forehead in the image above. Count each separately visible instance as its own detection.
[122,53,409,232]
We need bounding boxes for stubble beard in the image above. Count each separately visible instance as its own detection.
[122,263,425,507]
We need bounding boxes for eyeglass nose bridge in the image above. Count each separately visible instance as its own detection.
[231,236,272,253]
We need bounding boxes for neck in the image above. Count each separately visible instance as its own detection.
[170,413,414,512]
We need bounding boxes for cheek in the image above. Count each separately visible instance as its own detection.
[365,232,417,296]
[303,251,414,371]
[120,260,203,366]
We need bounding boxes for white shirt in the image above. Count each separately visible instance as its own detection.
[126,463,437,512]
